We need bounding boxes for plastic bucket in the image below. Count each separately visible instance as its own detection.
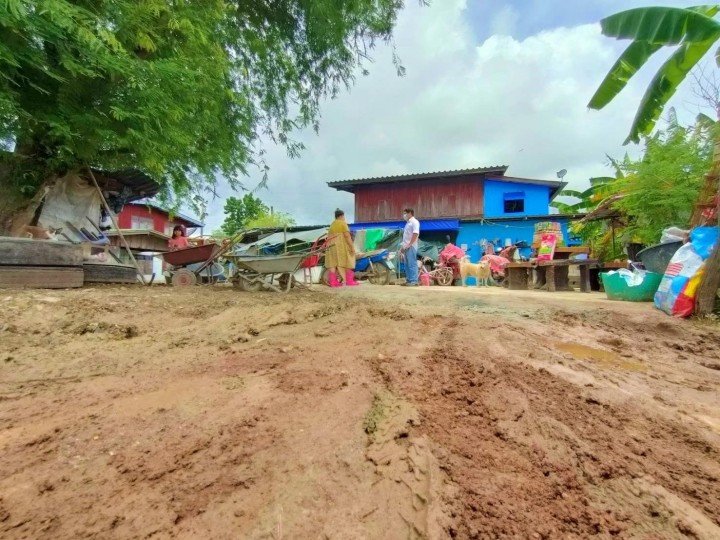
[600,271,663,302]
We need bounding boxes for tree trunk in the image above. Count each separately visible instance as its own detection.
[696,241,720,315]
[694,139,720,316]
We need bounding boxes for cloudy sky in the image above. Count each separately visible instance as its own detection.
[202,0,709,231]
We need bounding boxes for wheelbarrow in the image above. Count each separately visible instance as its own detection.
[161,230,250,286]
[229,252,311,292]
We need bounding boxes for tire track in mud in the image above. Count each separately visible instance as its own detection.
[371,316,720,539]
[362,391,452,539]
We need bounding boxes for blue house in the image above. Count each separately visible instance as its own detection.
[327,165,582,261]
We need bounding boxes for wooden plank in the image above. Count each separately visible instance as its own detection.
[579,264,591,293]
[0,237,83,266]
[0,266,83,288]
[538,260,571,267]
[531,245,590,254]
[537,259,598,267]
[507,266,530,290]
[546,266,556,292]
[83,263,138,284]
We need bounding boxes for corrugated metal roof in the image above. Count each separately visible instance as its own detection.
[486,176,567,196]
[233,227,327,254]
[91,168,159,200]
[327,165,509,190]
[460,213,585,223]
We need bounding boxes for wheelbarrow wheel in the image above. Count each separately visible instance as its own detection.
[171,268,197,287]
[234,274,263,292]
[368,262,390,285]
[434,267,454,286]
[278,273,295,292]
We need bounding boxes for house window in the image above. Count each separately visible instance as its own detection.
[131,216,154,230]
[503,192,525,214]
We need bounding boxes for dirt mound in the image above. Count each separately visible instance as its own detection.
[1,285,719,538]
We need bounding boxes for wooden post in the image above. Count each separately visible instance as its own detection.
[546,265,556,292]
[695,174,720,316]
[86,167,147,285]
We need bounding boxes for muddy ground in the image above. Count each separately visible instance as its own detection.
[1,284,719,539]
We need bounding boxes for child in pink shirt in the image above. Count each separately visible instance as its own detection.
[168,225,190,250]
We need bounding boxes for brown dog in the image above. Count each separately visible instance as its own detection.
[459,257,492,287]
[19,225,61,240]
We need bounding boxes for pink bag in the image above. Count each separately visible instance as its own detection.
[537,233,557,262]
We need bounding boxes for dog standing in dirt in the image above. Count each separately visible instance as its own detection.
[460,257,492,287]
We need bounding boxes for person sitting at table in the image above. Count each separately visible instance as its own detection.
[168,225,191,251]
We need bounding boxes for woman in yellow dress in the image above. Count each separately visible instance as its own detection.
[325,209,359,287]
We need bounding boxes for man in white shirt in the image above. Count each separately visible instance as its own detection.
[400,208,420,286]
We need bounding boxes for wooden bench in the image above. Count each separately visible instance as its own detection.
[506,259,598,292]
[506,262,534,290]
[536,259,598,292]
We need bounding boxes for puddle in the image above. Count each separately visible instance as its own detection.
[554,341,646,372]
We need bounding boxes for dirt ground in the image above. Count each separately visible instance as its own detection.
[1,283,719,539]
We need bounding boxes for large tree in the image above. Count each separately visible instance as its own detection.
[0,0,406,206]
[220,193,268,236]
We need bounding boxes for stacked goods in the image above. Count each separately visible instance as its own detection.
[536,233,558,261]
[0,237,84,288]
[533,222,564,245]
[533,222,565,246]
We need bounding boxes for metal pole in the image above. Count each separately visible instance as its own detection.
[86,167,148,285]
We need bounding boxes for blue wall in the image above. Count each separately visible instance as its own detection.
[483,179,551,218]
[456,218,577,263]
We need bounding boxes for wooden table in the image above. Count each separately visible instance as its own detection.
[536,259,598,292]
[590,261,628,291]
[506,262,534,290]
[506,258,598,292]
[531,245,591,259]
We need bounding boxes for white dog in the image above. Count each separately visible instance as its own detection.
[459,257,492,287]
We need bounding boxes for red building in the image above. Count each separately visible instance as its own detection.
[108,202,204,276]
[117,202,203,237]
[327,166,500,222]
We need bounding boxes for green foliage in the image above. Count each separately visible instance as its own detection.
[554,168,625,261]
[552,175,617,214]
[246,212,295,230]
[613,123,711,244]
[0,0,406,202]
[220,194,269,236]
[589,5,720,144]
[557,122,712,260]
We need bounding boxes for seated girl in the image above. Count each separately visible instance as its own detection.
[168,225,191,251]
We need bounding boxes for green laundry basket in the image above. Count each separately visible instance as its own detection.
[600,271,663,302]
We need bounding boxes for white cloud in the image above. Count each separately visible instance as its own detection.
[489,5,520,37]
[202,1,706,231]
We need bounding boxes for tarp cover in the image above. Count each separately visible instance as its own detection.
[39,174,102,232]
[233,227,326,255]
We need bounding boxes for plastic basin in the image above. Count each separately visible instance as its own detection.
[600,271,663,302]
[636,241,681,274]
